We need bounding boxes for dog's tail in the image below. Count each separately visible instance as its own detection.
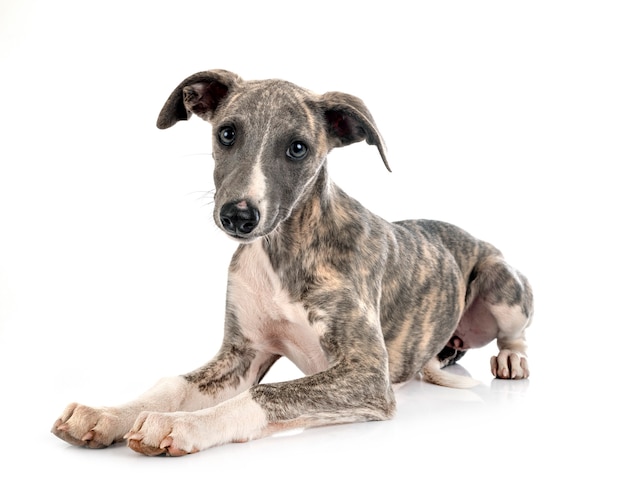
[421,357,480,389]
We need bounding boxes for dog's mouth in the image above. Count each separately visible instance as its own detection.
[223,232,261,243]
[218,219,263,243]
[218,220,279,244]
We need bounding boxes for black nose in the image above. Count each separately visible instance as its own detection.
[219,201,260,236]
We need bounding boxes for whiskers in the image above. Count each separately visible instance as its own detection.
[178,152,215,208]
[188,189,216,208]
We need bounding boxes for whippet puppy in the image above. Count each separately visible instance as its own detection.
[52,70,533,456]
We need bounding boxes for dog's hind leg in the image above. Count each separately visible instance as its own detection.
[488,301,532,379]
[460,255,534,379]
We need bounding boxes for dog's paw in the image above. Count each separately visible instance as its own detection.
[125,412,200,457]
[490,350,529,379]
[51,403,129,448]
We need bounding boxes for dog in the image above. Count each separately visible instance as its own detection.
[52,69,533,456]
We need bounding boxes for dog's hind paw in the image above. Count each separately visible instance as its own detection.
[490,350,529,379]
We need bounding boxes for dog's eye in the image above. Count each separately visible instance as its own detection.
[218,126,236,146]
[286,141,308,161]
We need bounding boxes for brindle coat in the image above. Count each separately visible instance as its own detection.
[52,70,533,456]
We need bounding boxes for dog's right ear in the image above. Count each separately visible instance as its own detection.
[156,70,242,129]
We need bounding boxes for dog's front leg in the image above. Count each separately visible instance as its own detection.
[125,349,396,456]
[52,375,198,448]
[52,339,273,449]
[125,390,269,456]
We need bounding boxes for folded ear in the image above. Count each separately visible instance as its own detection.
[317,92,390,172]
[156,69,242,129]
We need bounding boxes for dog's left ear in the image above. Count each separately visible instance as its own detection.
[317,92,390,172]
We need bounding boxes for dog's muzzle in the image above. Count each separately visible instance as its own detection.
[219,200,260,238]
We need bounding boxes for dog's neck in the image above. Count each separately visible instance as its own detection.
[262,164,366,274]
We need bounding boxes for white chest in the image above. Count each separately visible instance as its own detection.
[227,241,329,375]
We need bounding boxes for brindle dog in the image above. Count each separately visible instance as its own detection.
[52,70,533,456]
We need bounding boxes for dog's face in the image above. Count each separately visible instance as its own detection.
[157,70,389,242]
[208,80,332,241]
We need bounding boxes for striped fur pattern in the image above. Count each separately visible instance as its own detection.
[52,70,533,455]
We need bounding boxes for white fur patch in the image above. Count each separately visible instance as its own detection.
[247,159,267,221]
[131,390,270,453]
[490,304,531,340]
[229,241,329,375]
[195,390,269,447]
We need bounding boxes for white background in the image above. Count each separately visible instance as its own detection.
[1,0,624,484]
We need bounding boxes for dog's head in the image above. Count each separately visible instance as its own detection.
[158,69,389,242]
